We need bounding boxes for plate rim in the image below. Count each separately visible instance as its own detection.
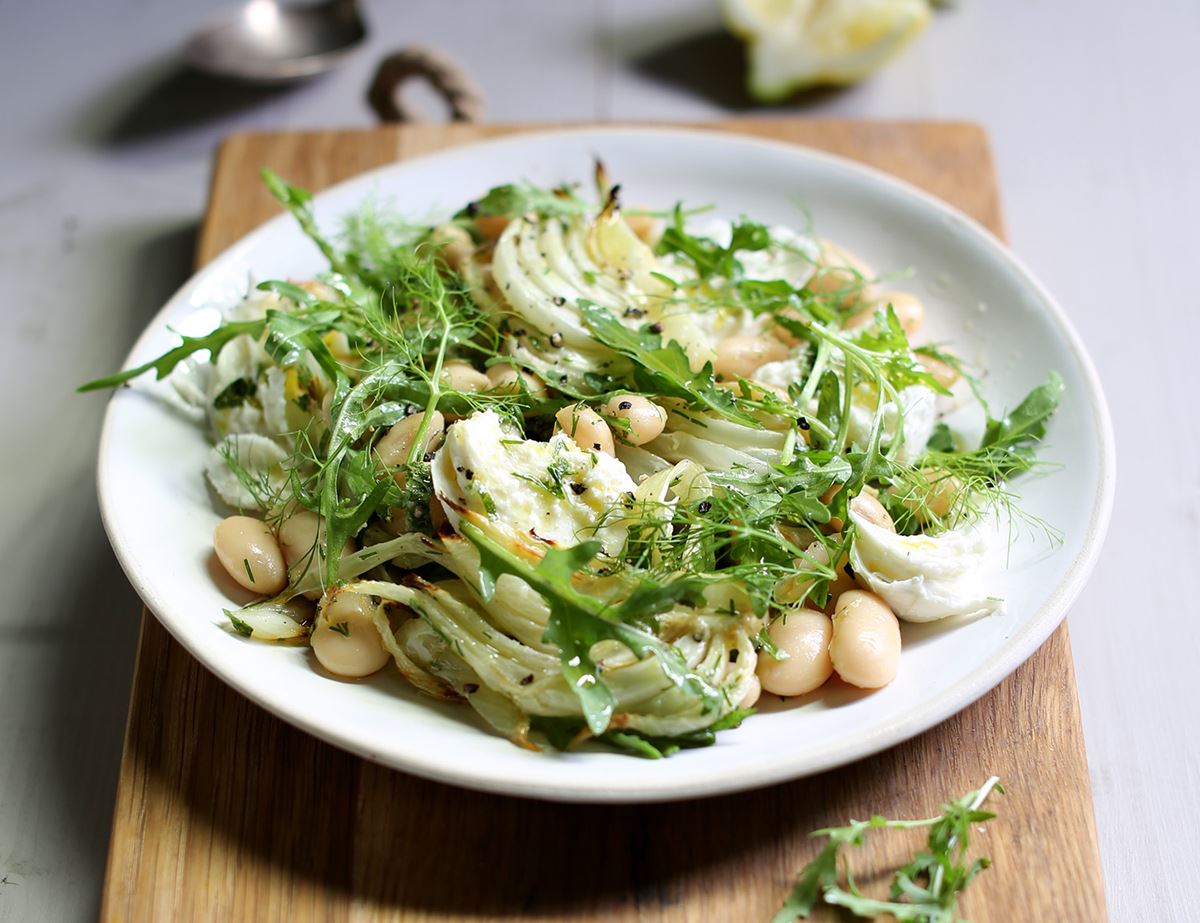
[95,125,1116,802]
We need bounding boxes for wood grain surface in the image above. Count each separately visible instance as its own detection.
[101,120,1106,922]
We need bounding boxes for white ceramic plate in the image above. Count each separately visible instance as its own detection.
[96,127,1114,802]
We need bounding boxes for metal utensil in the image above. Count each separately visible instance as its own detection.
[183,0,367,83]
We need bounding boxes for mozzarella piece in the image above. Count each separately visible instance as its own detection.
[431,411,636,556]
[848,507,1002,622]
[205,433,289,511]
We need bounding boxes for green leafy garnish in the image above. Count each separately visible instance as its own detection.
[579,301,760,426]
[213,377,257,410]
[256,279,320,308]
[529,715,585,750]
[459,181,589,221]
[224,610,254,638]
[980,372,1063,466]
[78,318,265,392]
[657,205,771,280]
[262,168,353,278]
[462,522,720,736]
[901,372,1065,532]
[774,777,1002,923]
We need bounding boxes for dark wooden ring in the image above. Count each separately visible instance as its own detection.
[367,46,485,123]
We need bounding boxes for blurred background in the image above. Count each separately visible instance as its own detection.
[1,1,1196,920]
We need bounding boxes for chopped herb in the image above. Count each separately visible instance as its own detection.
[213,377,257,409]
[224,610,254,638]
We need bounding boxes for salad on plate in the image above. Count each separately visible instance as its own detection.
[83,164,1061,758]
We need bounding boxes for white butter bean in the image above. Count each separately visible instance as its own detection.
[602,394,667,446]
[775,541,854,612]
[311,591,390,678]
[849,492,895,531]
[848,291,925,337]
[375,411,445,474]
[486,364,547,397]
[278,510,353,599]
[920,354,960,389]
[903,468,962,523]
[711,334,789,381]
[809,239,877,307]
[756,608,834,696]
[212,516,286,596]
[430,223,474,272]
[555,404,615,455]
[830,590,901,689]
[624,213,663,246]
[440,361,490,393]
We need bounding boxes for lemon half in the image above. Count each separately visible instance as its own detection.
[724,0,932,100]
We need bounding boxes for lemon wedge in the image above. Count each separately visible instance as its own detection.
[723,0,932,100]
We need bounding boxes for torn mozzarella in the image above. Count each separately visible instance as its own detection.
[431,411,636,556]
[849,507,1002,622]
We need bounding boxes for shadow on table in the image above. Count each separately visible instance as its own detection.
[41,219,197,917]
[606,19,850,111]
[105,621,973,918]
[37,522,142,906]
[74,54,308,151]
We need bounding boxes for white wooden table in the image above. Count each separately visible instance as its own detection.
[0,2,1193,920]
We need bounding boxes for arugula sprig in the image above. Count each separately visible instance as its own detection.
[77,297,349,394]
[883,373,1065,535]
[262,168,357,280]
[460,521,721,736]
[774,777,1002,923]
[613,449,850,615]
[603,706,756,758]
[977,372,1063,474]
[78,318,267,392]
[579,301,761,427]
[657,204,771,280]
[456,181,590,222]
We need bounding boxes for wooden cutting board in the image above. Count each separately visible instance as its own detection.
[100,120,1107,922]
